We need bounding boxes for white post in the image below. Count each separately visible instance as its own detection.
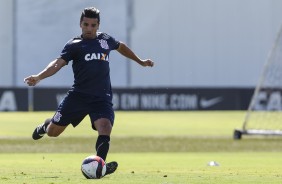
[0,0,14,86]
[126,0,134,87]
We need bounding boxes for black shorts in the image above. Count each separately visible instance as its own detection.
[51,91,114,130]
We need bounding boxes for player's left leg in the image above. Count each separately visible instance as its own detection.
[94,118,118,176]
[105,161,118,175]
[89,100,118,175]
[94,118,112,161]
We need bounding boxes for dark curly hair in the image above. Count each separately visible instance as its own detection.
[80,7,100,24]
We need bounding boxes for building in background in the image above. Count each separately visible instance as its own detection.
[0,0,282,88]
[0,0,282,111]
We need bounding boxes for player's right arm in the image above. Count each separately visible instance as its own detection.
[24,58,67,86]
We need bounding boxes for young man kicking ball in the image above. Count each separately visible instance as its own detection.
[24,7,154,176]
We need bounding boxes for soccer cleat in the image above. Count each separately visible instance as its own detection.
[32,122,48,140]
[105,161,118,176]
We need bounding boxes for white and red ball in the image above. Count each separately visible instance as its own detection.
[81,155,106,179]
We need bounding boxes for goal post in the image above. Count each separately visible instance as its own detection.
[234,25,282,139]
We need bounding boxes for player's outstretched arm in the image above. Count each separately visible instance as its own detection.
[116,42,154,67]
[24,58,67,86]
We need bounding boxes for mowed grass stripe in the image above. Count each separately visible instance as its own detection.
[1,111,282,153]
[0,111,245,137]
[1,153,282,184]
[1,136,282,153]
[1,112,282,183]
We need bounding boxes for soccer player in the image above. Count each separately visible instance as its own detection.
[24,7,154,176]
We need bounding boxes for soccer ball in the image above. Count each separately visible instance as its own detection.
[81,155,106,179]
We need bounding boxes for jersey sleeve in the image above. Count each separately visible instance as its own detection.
[103,33,120,50]
[109,37,120,50]
[58,40,75,64]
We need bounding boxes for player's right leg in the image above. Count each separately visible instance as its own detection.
[32,118,51,140]
[32,91,85,140]
[32,119,67,140]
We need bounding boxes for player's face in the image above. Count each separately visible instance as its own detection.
[80,17,100,39]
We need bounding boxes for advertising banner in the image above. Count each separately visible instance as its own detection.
[0,88,254,111]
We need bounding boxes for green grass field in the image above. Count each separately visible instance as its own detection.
[1,111,282,184]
